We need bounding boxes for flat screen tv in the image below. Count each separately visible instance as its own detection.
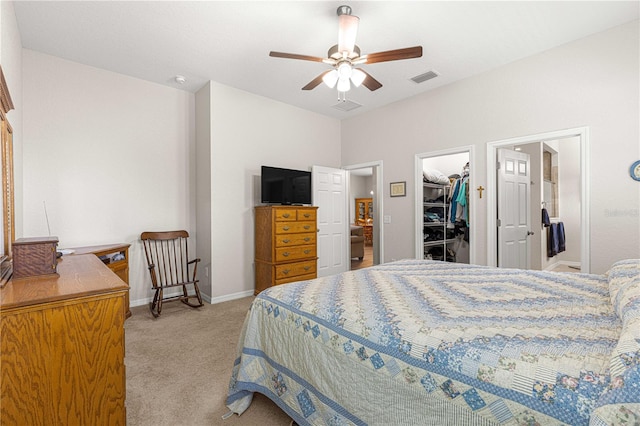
[261,166,312,205]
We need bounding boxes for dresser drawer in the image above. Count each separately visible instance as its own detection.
[275,232,316,247]
[275,245,316,262]
[275,221,315,234]
[275,259,317,281]
[274,208,298,221]
[296,209,316,221]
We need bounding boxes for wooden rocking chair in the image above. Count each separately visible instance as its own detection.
[141,230,204,317]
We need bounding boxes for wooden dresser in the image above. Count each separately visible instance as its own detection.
[0,254,128,425]
[71,243,131,318]
[255,205,318,294]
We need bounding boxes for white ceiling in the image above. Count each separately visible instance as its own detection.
[13,1,639,119]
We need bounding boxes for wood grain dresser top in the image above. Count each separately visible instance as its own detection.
[0,254,128,310]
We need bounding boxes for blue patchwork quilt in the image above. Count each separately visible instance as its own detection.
[227,259,640,425]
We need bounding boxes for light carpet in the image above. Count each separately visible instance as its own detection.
[125,296,292,425]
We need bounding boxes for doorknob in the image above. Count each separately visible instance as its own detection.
[527,231,535,236]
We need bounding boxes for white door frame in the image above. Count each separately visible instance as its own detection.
[344,160,384,264]
[414,146,477,264]
[486,127,591,272]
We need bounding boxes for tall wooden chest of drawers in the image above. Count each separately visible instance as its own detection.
[254,205,318,294]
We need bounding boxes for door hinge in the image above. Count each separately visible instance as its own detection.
[497,219,501,226]
[496,161,501,170]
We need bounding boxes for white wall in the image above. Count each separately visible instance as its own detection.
[201,81,341,301]
[342,20,639,274]
[21,50,195,305]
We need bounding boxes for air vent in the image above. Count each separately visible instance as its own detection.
[411,70,439,84]
[331,99,362,112]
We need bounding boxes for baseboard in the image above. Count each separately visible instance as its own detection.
[208,290,255,304]
[130,289,254,308]
[544,260,581,271]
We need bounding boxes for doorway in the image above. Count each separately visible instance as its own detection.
[344,161,384,269]
[487,127,590,272]
[414,146,477,264]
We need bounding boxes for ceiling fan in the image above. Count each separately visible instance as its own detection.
[269,5,422,95]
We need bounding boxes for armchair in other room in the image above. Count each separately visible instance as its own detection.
[350,225,365,260]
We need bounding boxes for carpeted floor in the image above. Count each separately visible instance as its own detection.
[125,297,293,425]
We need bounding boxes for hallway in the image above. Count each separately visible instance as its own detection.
[351,245,374,271]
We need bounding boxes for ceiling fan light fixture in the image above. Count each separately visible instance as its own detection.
[337,62,352,79]
[337,77,351,92]
[322,70,339,88]
[350,68,366,87]
[269,5,422,96]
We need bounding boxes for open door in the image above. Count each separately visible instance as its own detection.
[312,165,349,277]
[497,149,532,269]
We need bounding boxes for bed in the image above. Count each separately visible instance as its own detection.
[227,259,640,425]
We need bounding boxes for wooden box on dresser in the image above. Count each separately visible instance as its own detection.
[254,205,318,295]
[0,254,128,425]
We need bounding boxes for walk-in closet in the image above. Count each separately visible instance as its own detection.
[421,153,470,263]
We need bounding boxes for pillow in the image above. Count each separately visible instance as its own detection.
[607,259,640,315]
[593,314,640,424]
[594,261,640,423]
[423,169,450,185]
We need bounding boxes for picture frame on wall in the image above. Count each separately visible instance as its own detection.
[390,181,406,197]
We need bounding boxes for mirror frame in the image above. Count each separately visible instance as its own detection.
[1,65,15,258]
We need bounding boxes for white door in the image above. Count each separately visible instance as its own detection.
[312,165,349,277]
[497,149,531,269]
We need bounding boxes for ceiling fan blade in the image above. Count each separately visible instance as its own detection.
[302,71,332,90]
[269,51,326,63]
[361,46,423,64]
[358,69,383,91]
[338,14,359,56]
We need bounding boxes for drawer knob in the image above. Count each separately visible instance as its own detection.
[282,269,290,275]
[303,213,310,218]
[282,252,290,257]
[304,250,311,254]
[303,266,311,271]
[282,239,291,243]
[303,225,310,230]
[283,226,290,231]
[304,237,310,242]
[283,213,290,218]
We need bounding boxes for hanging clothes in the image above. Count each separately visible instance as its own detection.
[542,208,551,227]
[547,222,566,257]
[548,223,559,257]
[557,222,566,252]
[455,178,468,224]
[449,179,461,223]
[448,163,470,228]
